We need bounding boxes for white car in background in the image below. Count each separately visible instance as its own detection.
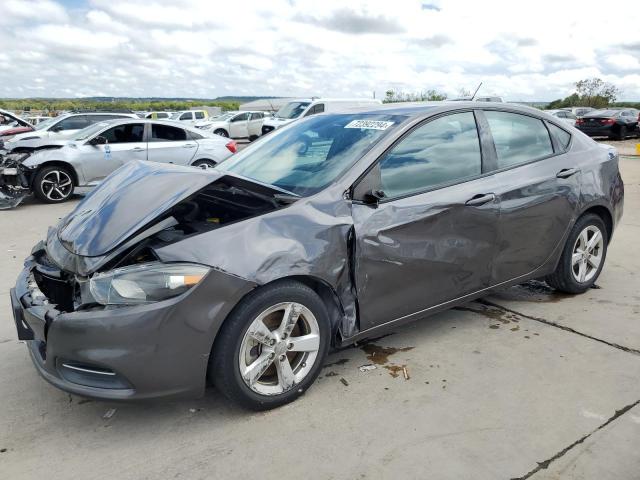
[6,112,138,146]
[547,109,577,126]
[0,109,32,133]
[0,119,237,204]
[261,98,382,134]
[195,111,265,139]
[169,110,209,123]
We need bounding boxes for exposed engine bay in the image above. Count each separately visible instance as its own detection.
[35,173,297,313]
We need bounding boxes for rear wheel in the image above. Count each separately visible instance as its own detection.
[33,166,75,203]
[192,159,217,170]
[546,213,608,293]
[213,129,228,138]
[210,281,330,410]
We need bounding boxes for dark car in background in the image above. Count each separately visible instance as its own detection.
[576,109,640,140]
[10,103,623,410]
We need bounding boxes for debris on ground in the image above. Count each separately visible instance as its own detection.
[402,366,410,380]
[340,377,349,386]
[103,408,117,420]
[358,364,377,372]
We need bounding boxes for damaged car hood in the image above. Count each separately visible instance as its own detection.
[57,161,223,257]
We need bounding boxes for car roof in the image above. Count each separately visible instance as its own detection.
[337,101,547,118]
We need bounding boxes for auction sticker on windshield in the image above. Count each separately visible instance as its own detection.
[344,120,394,130]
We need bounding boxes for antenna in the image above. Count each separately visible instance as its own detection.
[470,82,483,100]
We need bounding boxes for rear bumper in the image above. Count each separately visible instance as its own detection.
[577,125,615,137]
[11,251,255,401]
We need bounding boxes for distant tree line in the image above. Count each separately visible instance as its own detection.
[383,89,447,103]
[0,99,240,113]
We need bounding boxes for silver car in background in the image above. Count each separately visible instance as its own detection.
[0,119,236,206]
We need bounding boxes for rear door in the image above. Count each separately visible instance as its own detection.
[80,123,146,183]
[147,123,198,165]
[480,110,581,284]
[352,111,500,330]
[247,112,263,136]
[228,113,249,138]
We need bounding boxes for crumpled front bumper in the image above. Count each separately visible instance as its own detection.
[10,250,256,401]
[0,153,31,209]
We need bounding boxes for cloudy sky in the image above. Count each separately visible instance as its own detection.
[1,0,639,101]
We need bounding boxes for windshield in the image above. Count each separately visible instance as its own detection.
[72,122,111,141]
[35,116,61,131]
[275,102,311,120]
[219,113,404,196]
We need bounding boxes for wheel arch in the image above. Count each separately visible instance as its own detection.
[213,128,229,137]
[578,203,613,242]
[31,161,79,186]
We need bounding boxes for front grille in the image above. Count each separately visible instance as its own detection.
[32,252,75,311]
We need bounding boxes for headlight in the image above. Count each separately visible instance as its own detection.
[90,262,210,305]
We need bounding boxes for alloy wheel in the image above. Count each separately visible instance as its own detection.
[238,302,320,396]
[571,225,604,283]
[40,170,73,201]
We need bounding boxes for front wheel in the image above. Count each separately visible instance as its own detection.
[210,281,330,410]
[546,213,608,293]
[192,159,217,170]
[33,166,75,203]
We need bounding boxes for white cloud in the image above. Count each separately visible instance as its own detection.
[0,0,639,100]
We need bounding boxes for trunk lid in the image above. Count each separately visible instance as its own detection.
[57,160,222,257]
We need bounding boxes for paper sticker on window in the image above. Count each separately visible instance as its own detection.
[344,120,394,130]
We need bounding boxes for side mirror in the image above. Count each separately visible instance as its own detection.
[352,163,385,206]
[362,189,386,205]
[90,135,107,145]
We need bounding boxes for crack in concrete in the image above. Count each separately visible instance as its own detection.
[509,399,640,480]
[479,299,640,356]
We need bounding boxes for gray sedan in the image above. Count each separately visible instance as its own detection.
[0,119,236,206]
[10,103,623,410]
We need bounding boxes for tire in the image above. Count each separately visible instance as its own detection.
[32,165,75,204]
[616,126,627,140]
[192,159,217,170]
[210,280,331,411]
[545,213,608,294]
[248,134,259,142]
[213,129,228,138]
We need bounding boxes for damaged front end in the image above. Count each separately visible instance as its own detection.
[0,150,32,209]
[0,142,65,209]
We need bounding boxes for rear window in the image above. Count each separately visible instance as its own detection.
[485,111,553,169]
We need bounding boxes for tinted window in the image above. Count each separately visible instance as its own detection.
[151,124,187,141]
[231,113,249,122]
[547,123,571,151]
[188,130,204,140]
[485,111,553,168]
[195,111,205,119]
[378,112,481,199]
[101,123,144,144]
[179,112,192,120]
[55,115,88,131]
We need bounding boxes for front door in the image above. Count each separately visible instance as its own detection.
[352,111,500,331]
[480,110,581,283]
[147,124,198,166]
[80,123,146,183]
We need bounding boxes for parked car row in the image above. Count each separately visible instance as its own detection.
[0,119,236,208]
[575,109,640,140]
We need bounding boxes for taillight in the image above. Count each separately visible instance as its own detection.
[601,118,615,125]
[225,140,237,153]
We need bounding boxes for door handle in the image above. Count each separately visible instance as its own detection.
[465,193,496,206]
[556,168,579,179]
[131,147,145,151]
[183,144,196,148]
